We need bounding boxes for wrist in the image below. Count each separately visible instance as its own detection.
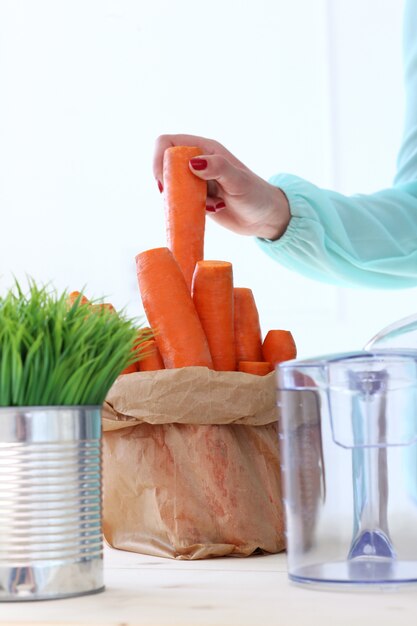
[255,186,290,240]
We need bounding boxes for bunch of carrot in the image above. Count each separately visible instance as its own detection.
[71,148,296,375]
[133,146,297,376]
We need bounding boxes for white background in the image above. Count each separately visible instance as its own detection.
[0,0,416,358]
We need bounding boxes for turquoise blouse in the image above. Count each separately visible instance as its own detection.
[258,0,417,289]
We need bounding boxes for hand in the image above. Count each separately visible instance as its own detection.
[153,134,290,240]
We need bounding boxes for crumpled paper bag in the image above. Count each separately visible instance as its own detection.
[102,367,285,559]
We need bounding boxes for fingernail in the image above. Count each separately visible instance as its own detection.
[215,202,226,209]
[206,205,216,212]
[190,158,207,171]
[157,180,163,193]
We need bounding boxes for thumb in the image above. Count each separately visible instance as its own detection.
[189,154,247,194]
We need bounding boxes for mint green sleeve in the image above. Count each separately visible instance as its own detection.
[257,176,417,289]
[257,0,417,290]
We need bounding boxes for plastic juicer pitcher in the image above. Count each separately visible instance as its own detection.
[277,348,417,586]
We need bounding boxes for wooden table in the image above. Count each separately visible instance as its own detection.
[3,545,417,626]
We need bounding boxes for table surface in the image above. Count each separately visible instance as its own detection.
[3,545,417,626]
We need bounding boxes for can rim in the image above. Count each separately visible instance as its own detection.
[0,405,102,411]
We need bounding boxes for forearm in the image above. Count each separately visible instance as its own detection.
[258,174,417,289]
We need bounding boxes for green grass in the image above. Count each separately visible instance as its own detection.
[0,281,141,407]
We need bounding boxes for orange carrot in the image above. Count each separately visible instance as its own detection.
[67,291,89,306]
[262,330,297,364]
[233,288,263,363]
[119,328,154,375]
[191,260,235,371]
[120,362,139,375]
[137,339,165,372]
[67,293,117,315]
[238,361,274,376]
[138,326,153,339]
[163,146,207,290]
[136,247,213,369]
[90,303,116,314]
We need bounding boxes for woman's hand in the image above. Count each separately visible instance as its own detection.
[153,134,290,240]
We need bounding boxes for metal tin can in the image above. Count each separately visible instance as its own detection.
[0,406,104,601]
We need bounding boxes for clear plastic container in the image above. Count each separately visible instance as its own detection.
[277,350,417,587]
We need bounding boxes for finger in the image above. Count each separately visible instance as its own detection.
[205,195,225,213]
[152,134,248,189]
[152,134,219,185]
[207,180,221,199]
[189,154,249,195]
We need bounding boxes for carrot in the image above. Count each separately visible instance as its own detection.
[262,330,297,364]
[67,291,89,306]
[138,326,153,340]
[90,303,116,314]
[238,361,274,376]
[119,328,155,375]
[120,362,139,375]
[137,339,165,372]
[233,288,263,363]
[67,294,117,315]
[136,247,213,369]
[191,260,235,371]
[163,146,207,290]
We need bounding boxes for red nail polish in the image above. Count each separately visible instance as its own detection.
[157,180,163,193]
[190,158,207,171]
[206,205,216,212]
[215,202,226,209]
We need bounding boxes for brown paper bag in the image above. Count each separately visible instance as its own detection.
[102,367,285,560]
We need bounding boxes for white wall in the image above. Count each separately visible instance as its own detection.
[0,0,415,358]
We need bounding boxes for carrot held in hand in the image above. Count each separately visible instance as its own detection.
[192,260,235,371]
[136,247,213,369]
[163,146,207,290]
[262,330,297,364]
[233,288,263,363]
[238,361,274,376]
[137,339,165,372]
